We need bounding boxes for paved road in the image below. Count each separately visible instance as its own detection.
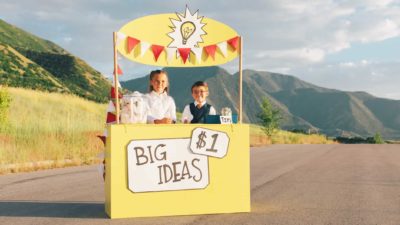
[1,144,400,225]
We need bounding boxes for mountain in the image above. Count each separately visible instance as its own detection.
[0,19,110,103]
[121,67,400,138]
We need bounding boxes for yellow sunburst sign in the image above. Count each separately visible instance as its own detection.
[116,7,239,67]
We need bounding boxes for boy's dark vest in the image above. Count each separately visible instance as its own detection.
[189,103,212,123]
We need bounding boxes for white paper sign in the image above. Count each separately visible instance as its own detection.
[189,128,230,158]
[127,138,209,193]
[220,116,232,124]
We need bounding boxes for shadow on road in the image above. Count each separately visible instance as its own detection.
[0,201,107,219]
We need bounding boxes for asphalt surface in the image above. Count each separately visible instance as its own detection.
[1,144,400,225]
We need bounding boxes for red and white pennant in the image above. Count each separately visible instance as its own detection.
[117,32,239,64]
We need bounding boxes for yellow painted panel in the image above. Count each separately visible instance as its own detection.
[117,13,239,67]
[105,124,250,219]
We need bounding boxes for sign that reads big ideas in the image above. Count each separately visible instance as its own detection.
[127,138,209,193]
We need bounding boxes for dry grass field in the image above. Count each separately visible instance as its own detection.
[0,88,334,174]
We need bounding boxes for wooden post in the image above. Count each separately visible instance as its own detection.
[113,32,120,124]
[238,36,243,123]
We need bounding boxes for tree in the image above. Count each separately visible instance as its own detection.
[257,97,282,136]
[373,132,384,144]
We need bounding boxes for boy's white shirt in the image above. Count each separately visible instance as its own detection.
[181,101,217,123]
[144,91,177,123]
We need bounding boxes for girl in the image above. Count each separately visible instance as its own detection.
[144,70,176,124]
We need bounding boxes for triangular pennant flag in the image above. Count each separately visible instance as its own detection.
[217,41,228,57]
[106,100,115,112]
[204,45,217,60]
[116,79,121,88]
[106,112,116,123]
[127,36,140,53]
[110,87,122,99]
[113,65,123,75]
[191,47,203,64]
[166,48,176,63]
[140,41,151,57]
[227,36,239,51]
[113,75,121,88]
[116,32,126,46]
[117,52,123,60]
[151,45,164,62]
[97,135,106,146]
[178,48,191,64]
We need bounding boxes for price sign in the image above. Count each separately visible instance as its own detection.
[189,127,230,158]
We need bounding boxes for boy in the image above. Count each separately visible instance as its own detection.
[182,81,216,123]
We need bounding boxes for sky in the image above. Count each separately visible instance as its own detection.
[1,0,399,99]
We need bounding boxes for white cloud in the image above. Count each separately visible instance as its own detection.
[0,0,399,98]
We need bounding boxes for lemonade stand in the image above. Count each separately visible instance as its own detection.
[105,7,250,218]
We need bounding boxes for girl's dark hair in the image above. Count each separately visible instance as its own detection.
[149,70,169,93]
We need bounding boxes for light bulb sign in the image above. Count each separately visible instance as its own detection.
[116,7,239,66]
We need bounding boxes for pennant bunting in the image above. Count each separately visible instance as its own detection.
[178,48,191,64]
[204,45,217,60]
[114,78,121,88]
[127,36,140,53]
[151,45,164,61]
[106,112,116,123]
[114,65,123,75]
[118,34,240,63]
[97,135,106,145]
[106,100,115,112]
[191,47,203,64]
[116,32,126,46]
[110,87,122,99]
[227,36,239,51]
[217,41,228,57]
[166,47,176,63]
[117,52,123,60]
[140,41,151,57]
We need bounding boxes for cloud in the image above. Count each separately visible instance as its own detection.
[0,0,399,98]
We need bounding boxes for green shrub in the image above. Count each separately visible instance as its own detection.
[373,132,385,144]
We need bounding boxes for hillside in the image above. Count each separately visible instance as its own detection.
[121,67,400,138]
[0,19,111,103]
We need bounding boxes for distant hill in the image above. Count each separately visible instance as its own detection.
[0,19,110,103]
[121,67,400,138]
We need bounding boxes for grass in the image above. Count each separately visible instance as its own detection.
[0,88,335,174]
[0,87,106,173]
[250,124,335,146]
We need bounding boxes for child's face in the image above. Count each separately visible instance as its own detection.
[192,86,209,104]
[150,73,168,94]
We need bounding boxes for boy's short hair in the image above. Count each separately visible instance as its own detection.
[191,81,209,92]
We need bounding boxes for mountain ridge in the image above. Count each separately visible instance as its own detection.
[0,19,110,103]
[121,67,400,138]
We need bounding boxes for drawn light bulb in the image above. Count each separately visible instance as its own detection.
[180,21,196,45]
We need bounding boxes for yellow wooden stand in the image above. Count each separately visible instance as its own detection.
[105,124,250,219]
